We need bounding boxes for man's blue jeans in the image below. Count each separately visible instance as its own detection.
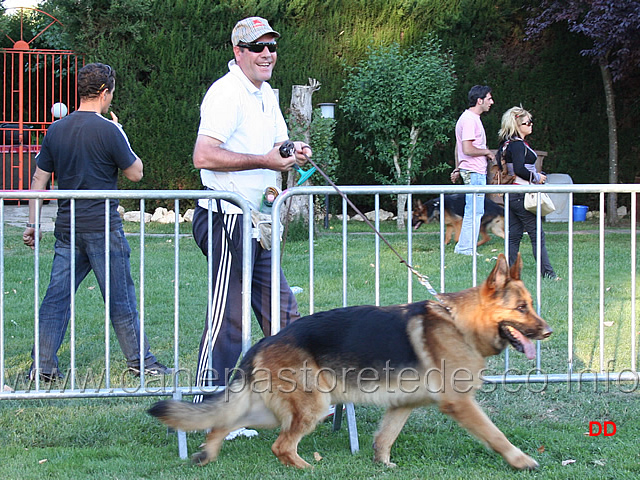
[454,170,486,255]
[30,228,157,376]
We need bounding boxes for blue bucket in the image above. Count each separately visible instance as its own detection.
[573,205,588,222]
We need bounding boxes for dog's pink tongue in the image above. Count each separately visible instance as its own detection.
[510,328,536,359]
[523,339,536,360]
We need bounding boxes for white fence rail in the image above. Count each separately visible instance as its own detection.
[1,183,638,397]
[0,190,253,402]
[271,184,639,386]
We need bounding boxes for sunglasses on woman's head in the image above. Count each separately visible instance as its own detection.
[237,42,277,53]
[98,64,113,93]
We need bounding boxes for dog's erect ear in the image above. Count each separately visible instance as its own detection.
[509,252,522,281]
[486,253,510,290]
[416,199,423,207]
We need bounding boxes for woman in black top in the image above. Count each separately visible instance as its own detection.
[496,106,559,280]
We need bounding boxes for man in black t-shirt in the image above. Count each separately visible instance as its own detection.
[22,63,170,382]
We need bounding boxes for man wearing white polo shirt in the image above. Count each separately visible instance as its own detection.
[190,17,312,439]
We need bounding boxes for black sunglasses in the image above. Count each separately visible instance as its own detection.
[237,42,277,53]
[521,120,533,126]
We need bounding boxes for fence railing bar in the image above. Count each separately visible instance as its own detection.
[241,205,253,354]
[0,201,4,389]
[2,384,229,400]
[102,199,109,390]
[33,197,41,390]
[139,199,146,386]
[484,371,640,385]
[342,196,348,308]
[631,193,637,371]
[439,192,446,294]
[307,194,315,315]
[173,199,181,391]
[599,192,606,373]
[2,186,638,403]
[375,194,381,306]
[568,193,575,375]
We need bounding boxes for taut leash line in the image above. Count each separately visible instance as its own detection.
[301,153,441,301]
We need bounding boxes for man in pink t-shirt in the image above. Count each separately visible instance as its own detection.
[450,85,495,255]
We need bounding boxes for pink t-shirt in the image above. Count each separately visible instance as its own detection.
[455,109,488,174]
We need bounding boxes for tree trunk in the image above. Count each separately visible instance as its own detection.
[599,58,619,226]
[397,192,408,230]
[394,126,419,230]
[390,139,406,229]
[286,79,321,221]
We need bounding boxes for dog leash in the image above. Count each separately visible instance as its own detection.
[301,153,442,301]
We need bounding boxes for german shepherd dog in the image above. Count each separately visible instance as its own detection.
[412,194,505,246]
[149,254,551,470]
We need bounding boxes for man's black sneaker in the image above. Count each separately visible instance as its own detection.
[129,362,173,377]
[27,369,64,383]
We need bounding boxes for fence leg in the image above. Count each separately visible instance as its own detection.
[345,403,359,454]
[331,403,343,431]
[172,390,188,459]
[331,403,359,454]
[177,429,188,459]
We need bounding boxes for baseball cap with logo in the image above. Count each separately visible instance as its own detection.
[231,17,280,46]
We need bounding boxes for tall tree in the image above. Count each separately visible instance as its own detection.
[526,0,640,225]
[341,38,456,228]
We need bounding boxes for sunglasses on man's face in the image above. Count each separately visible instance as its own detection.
[238,42,277,53]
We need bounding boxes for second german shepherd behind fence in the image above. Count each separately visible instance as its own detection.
[149,253,551,471]
[412,194,505,246]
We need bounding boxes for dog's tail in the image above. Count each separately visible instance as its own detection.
[148,386,252,432]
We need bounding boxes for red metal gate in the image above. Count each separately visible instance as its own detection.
[1,8,84,199]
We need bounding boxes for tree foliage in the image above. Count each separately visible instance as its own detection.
[341,38,455,226]
[342,39,455,185]
[526,0,640,82]
[36,0,238,202]
[525,0,640,225]
[309,109,339,182]
[1,0,639,214]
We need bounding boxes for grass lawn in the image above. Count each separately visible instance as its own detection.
[1,216,639,479]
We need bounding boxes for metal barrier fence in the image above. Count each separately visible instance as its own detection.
[0,190,254,458]
[0,189,256,400]
[1,184,638,456]
[271,183,639,386]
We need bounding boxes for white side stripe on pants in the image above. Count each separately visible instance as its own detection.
[194,213,237,403]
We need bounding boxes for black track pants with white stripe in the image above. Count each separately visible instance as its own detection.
[191,205,299,401]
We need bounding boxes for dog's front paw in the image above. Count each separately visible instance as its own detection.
[506,449,539,470]
[373,445,397,468]
[373,456,397,468]
[191,450,211,466]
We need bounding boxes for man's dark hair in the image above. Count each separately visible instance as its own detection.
[468,85,492,107]
[77,63,116,100]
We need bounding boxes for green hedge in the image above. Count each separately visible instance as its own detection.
[3,0,638,211]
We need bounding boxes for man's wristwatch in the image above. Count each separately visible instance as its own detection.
[26,223,38,228]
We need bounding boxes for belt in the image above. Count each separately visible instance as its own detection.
[513,175,530,185]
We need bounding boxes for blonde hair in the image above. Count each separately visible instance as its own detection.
[498,106,532,141]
